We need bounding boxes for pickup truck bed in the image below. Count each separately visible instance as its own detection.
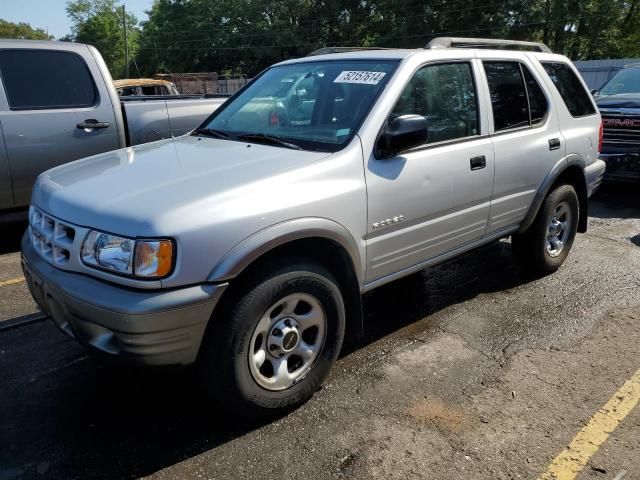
[121,95,228,146]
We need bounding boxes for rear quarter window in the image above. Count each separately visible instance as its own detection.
[542,62,596,117]
[0,49,97,110]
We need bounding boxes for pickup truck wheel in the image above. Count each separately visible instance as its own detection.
[512,184,579,275]
[199,259,345,419]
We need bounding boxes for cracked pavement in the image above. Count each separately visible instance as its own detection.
[0,184,639,479]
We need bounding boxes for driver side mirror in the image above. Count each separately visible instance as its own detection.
[590,89,600,96]
[376,114,429,159]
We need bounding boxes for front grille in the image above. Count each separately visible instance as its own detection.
[29,207,76,266]
[601,113,640,148]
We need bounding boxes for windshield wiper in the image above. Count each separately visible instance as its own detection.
[193,127,233,140]
[236,133,302,150]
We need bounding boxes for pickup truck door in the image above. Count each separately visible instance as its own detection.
[364,60,495,284]
[0,119,12,210]
[0,47,120,208]
[0,76,11,210]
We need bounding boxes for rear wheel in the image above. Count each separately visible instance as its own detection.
[512,184,579,275]
[199,259,345,419]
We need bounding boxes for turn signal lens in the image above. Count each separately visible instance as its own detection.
[134,240,174,278]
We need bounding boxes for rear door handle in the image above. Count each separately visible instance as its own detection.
[470,155,487,171]
[77,119,111,130]
[548,138,561,150]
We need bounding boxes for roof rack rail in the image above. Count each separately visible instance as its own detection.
[307,46,392,56]
[426,37,551,53]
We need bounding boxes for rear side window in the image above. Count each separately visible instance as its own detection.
[484,62,549,131]
[484,62,530,131]
[0,49,97,110]
[542,62,596,117]
[141,85,165,95]
[392,62,479,143]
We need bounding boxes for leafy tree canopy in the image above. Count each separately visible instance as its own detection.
[0,19,52,40]
[66,0,140,78]
[65,0,640,77]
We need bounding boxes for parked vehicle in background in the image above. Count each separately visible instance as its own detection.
[22,38,604,419]
[114,78,180,96]
[0,39,228,216]
[592,66,640,181]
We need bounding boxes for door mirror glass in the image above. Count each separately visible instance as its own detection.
[376,114,429,158]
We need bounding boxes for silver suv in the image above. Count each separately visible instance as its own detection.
[22,38,605,418]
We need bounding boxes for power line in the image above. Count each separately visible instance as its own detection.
[137,0,527,38]
[133,0,615,49]
[133,11,619,54]
[136,10,609,50]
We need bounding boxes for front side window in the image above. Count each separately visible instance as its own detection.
[0,49,97,110]
[542,62,596,117]
[118,86,139,96]
[484,62,530,131]
[199,60,398,152]
[391,62,479,144]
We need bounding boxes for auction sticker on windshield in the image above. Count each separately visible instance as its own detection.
[334,71,386,85]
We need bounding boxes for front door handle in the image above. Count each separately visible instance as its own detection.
[548,138,561,150]
[470,155,487,171]
[77,119,111,131]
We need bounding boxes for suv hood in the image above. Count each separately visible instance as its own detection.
[33,135,331,235]
[596,94,640,109]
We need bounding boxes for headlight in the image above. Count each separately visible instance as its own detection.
[81,230,174,279]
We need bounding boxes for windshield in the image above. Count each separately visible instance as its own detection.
[600,68,640,96]
[197,60,399,152]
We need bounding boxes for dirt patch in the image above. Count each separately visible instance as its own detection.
[407,397,468,433]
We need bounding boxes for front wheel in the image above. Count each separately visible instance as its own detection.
[512,184,579,275]
[199,259,345,419]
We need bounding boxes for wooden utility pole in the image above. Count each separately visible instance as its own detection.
[122,5,129,78]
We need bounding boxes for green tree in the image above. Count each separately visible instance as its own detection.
[66,0,140,78]
[134,0,640,78]
[0,19,52,40]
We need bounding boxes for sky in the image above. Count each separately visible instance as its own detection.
[1,0,154,39]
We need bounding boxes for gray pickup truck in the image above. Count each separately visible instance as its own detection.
[22,38,605,419]
[0,39,227,215]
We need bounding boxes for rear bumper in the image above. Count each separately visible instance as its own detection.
[21,232,227,366]
[599,153,640,182]
[584,159,606,197]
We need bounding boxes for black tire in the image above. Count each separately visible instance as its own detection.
[198,258,345,419]
[512,184,579,275]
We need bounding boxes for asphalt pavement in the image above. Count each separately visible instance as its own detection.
[0,184,638,480]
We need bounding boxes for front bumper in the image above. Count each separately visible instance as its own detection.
[599,153,640,182]
[21,232,227,366]
[584,159,607,197]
